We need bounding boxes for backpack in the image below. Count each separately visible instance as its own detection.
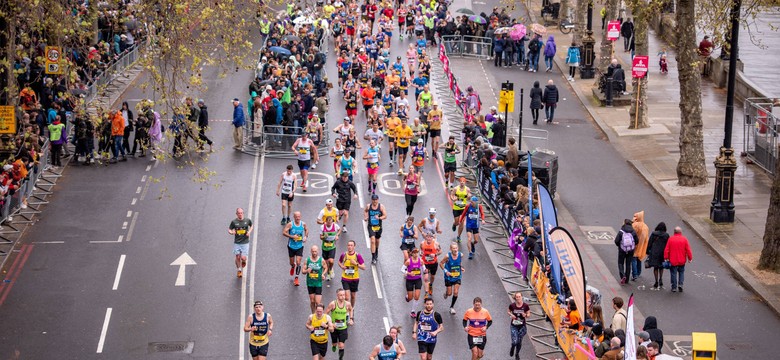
[528,39,539,53]
[619,230,635,252]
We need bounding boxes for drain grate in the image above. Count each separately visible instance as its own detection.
[148,341,194,354]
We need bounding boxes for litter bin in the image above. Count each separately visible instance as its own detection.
[691,332,716,360]
[518,151,558,197]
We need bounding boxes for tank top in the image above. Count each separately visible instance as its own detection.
[307,124,320,142]
[421,241,438,265]
[404,173,418,195]
[401,224,416,245]
[368,203,382,230]
[444,143,458,163]
[367,147,380,168]
[249,312,270,346]
[412,146,425,166]
[321,223,338,251]
[281,173,295,194]
[377,343,398,359]
[416,311,440,343]
[306,256,323,288]
[321,207,338,223]
[331,301,349,330]
[340,156,354,175]
[332,144,344,161]
[453,186,468,210]
[288,221,305,249]
[310,314,331,343]
[340,125,351,138]
[341,252,360,280]
[444,252,463,282]
[406,256,422,280]
[297,140,312,161]
[420,217,438,237]
[344,135,357,152]
[466,205,480,229]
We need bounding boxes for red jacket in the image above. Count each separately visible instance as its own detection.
[664,233,693,266]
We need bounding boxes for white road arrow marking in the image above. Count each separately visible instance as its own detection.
[170,252,197,286]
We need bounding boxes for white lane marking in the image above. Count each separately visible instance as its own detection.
[91,235,123,244]
[126,211,133,218]
[122,221,128,230]
[135,186,142,194]
[139,181,150,201]
[171,252,197,286]
[240,153,262,360]
[248,155,264,314]
[96,307,112,353]
[141,175,147,182]
[372,265,383,299]
[126,212,139,242]
[34,241,64,244]
[146,165,152,172]
[383,317,390,333]
[112,255,126,290]
[131,198,137,205]
[357,186,370,249]
[153,159,159,168]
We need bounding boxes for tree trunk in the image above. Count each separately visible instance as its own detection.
[573,0,588,45]
[674,0,708,186]
[595,0,618,87]
[758,151,780,272]
[629,6,648,129]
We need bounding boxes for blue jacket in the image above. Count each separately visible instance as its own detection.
[494,38,505,52]
[232,103,245,128]
[566,46,581,64]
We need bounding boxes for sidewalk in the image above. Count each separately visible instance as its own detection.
[526,0,780,316]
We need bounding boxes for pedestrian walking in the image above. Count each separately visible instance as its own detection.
[197,99,214,153]
[620,18,634,52]
[527,35,542,72]
[642,316,664,352]
[614,219,638,284]
[664,226,693,292]
[542,80,559,123]
[232,98,246,150]
[120,101,134,156]
[646,222,669,290]
[110,110,126,163]
[543,35,556,72]
[565,42,580,81]
[631,211,649,281]
[529,81,543,125]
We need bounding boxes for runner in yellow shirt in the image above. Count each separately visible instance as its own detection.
[394,120,414,175]
[385,112,402,166]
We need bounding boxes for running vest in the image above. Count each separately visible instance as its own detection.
[297,140,312,161]
[310,314,331,343]
[412,146,425,166]
[307,124,320,142]
[367,147,379,169]
[377,343,399,359]
[453,186,468,210]
[420,217,438,236]
[404,173,418,195]
[416,311,440,343]
[444,252,463,282]
[306,256,323,288]
[281,173,295,194]
[368,203,382,231]
[288,221,305,249]
[466,205,480,229]
[421,241,438,265]
[401,224,415,245]
[444,143,458,163]
[333,145,344,162]
[332,301,349,330]
[406,256,422,280]
[321,207,338,223]
[321,223,338,251]
[340,156,354,175]
[249,312,270,346]
[341,252,360,280]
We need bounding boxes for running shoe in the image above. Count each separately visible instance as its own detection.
[456,236,461,243]
[237,270,243,278]
[312,163,317,169]
[449,307,456,315]
[281,218,286,225]
[342,226,348,233]
[332,345,337,353]
[294,277,300,286]
[290,266,295,276]
[452,224,456,232]
[443,292,448,300]
[410,311,416,318]
[468,252,474,260]
[371,258,377,265]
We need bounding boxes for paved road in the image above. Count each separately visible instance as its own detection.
[0,15,530,360]
[455,0,780,357]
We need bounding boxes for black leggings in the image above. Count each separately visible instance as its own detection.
[405,193,418,215]
[569,66,577,78]
[494,51,503,67]
[531,108,540,123]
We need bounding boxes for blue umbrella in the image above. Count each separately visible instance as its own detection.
[268,46,292,56]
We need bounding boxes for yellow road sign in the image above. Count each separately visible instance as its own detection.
[499,89,515,113]
[0,106,17,134]
[45,46,64,75]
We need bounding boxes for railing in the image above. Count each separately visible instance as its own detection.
[440,35,493,59]
[83,41,147,106]
[743,98,778,175]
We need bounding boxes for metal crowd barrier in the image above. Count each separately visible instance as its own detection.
[440,35,492,59]
[743,98,779,175]
[262,125,305,158]
[84,41,147,105]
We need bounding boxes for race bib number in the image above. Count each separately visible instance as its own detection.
[309,271,319,279]
[299,148,308,154]
[324,240,334,248]
[455,201,465,208]
[512,319,524,326]
[252,334,267,342]
[420,324,431,331]
[406,184,416,190]
[314,329,326,336]
[425,255,435,262]
[404,237,415,244]
[410,268,421,276]
[345,268,356,275]
[468,213,478,220]
[335,320,346,328]
[399,139,407,144]
[416,155,424,162]
[371,225,381,231]
[472,336,484,344]
[370,162,378,169]
[236,229,247,235]
[450,270,460,278]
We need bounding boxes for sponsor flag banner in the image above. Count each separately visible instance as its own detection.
[549,227,587,319]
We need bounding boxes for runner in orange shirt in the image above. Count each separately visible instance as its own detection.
[361,86,377,120]
[463,297,492,360]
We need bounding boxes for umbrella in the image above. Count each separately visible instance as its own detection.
[495,27,513,35]
[268,46,292,56]
[455,8,475,15]
[283,35,300,41]
[531,23,547,36]
[510,24,526,40]
[468,15,487,24]
[292,16,314,25]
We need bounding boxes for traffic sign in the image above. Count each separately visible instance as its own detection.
[498,81,515,113]
[45,46,64,75]
[607,21,620,41]
[0,106,16,134]
[632,55,649,78]
[46,47,60,62]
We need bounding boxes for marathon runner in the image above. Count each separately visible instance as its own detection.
[385,111,400,165]
[330,138,345,176]
[411,138,426,173]
[414,298,444,360]
[317,199,339,225]
[403,165,420,216]
[320,215,341,282]
[388,326,408,356]
[450,177,471,241]
[326,289,354,359]
[394,120,413,174]
[363,139,381,194]
[443,136,460,188]
[338,148,356,181]
[369,335,400,360]
[460,196,485,260]
[420,233,441,297]
[441,242,465,315]
[508,291,531,360]
[330,171,358,232]
[306,303,334,360]
[303,245,328,313]
[244,301,273,360]
[275,165,297,225]
[283,211,308,286]
[463,297,493,360]
[418,208,442,238]
[291,132,319,193]
[229,208,253,278]
[365,194,387,264]
[338,240,366,307]
[399,215,419,264]
[363,122,385,146]
[404,248,424,318]
[427,103,443,159]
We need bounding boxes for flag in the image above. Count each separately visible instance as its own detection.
[537,184,561,294]
[549,227,586,320]
[624,294,637,360]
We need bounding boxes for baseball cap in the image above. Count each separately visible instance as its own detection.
[325,199,333,204]
[417,139,423,143]
[371,194,379,200]
[428,208,436,214]
[232,98,240,102]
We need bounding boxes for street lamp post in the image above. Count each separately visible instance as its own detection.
[580,2,596,79]
[710,0,741,223]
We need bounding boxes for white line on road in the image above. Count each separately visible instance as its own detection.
[112,255,126,290]
[135,186,142,194]
[122,221,128,230]
[96,307,112,353]
[34,241,64,244]
[139,181,150,201]
[131,198,137,205]
[126,211,133,218]
[145,165,152,172]
[372,265,383,299]
[240,153,262,360]
[141,175,147,182]
[383,317,390,333]
[126,212,139,242]
[90,235,123,244]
